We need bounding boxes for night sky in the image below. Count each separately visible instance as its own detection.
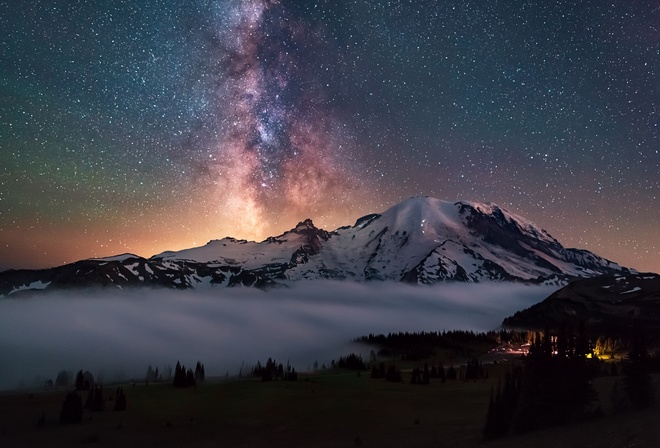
[1,0,658,274]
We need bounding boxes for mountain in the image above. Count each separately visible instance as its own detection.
[0,197,632,296]
[502,273,660,336]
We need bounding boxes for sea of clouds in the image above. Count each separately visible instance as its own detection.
[0,281,556,390]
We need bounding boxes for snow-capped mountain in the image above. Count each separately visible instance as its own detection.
[0,197,631,296]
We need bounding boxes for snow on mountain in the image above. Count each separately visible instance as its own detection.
[153,219,330,269]
[151,196,627,284]
[0,196,633,296]
[89,253,142,263]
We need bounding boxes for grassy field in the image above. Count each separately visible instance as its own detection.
[1,365,659,448]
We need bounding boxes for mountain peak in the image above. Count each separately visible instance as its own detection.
[295,218,316,229]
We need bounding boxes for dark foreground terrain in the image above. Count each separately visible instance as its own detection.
[1,367,658,448]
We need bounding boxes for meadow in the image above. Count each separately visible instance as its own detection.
[2,361,658,447]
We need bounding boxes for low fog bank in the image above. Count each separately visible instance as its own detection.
[0,281,556,390]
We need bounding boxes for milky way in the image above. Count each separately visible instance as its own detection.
[1,1,658,273]
[202,0,363,238]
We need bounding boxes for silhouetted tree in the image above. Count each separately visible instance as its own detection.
[195,362,205,384]
[422,363,430,385]
[75,370,85,391]
[55,370,71,388]
[465,358,484,380]
[337,354,367,370]
[185,369,195,387]
[284,367,298,381]
[173,361,196,388]
[146,365,158,383]
[485,322,600,439]
[483,367,523,439]
[509,323,596,434]
[371,363,386,379]
[438,362,446,383]
[85,384,104,412]
[114,387,127,411]
[385,365,402,382]
[59,392,83,425]
[622,335,655,409]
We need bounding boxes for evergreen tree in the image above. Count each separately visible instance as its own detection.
[385,365,402,382]
[173,361,195,388]
[195,361,205,384]
[486,323,598,439]
[622,335,655,409]
[482,368,522,440]
[114,387,127,411]
[482,386,497,439]
[85,384,104,412]
[422,363,430,385]
[370,363,386,379]
[55,370,70,388]
[510,324,595,434]
[146,365,156,383]
[185,368,196,387]
[59,392,83,425]
[556,324,568,358]
[284,367,298,381]
[337,353,367,370]
[173,361,184,387]
[74,370,85,391]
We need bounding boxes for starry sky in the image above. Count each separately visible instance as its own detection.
[1,0,658,274]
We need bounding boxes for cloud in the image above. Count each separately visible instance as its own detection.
[0,281,555,390]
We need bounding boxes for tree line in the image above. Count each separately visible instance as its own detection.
[483,322,656,439]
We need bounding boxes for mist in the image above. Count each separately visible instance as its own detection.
[0,281,556,390]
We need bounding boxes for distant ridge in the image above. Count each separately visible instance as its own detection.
[502,272,660,336]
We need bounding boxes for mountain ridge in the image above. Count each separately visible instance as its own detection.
[502,272,660,336]
[0,196,632,296]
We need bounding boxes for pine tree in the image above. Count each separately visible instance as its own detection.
[55,370,70,388]
[173,361,194,388]
[186,368,196,387]
[622,335,655,409]
[385,365,402,382]
[195,361,205,384]
[85,384,104,412]
[510,323,595,434]
[59,392,83,425]
[75,370,85,391]
[114,387,127,411]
